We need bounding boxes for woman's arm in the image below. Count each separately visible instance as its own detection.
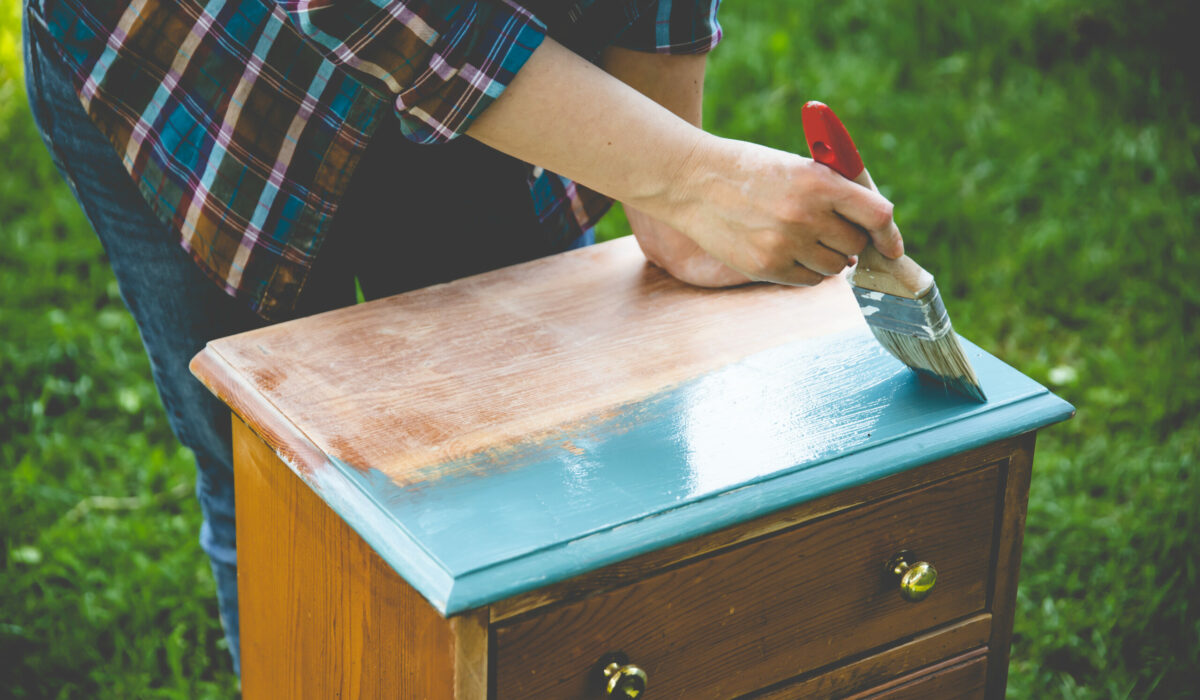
[468,37,903,286]
[600,46,749,287]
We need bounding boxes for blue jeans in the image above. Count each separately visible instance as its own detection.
[23,4,590,675]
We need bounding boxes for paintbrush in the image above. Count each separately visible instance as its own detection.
[801,101,986,402]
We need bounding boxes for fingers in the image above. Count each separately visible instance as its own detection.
[806,243,855,276]
[737,227,855,284]
[817,215,870,258]
[671,146,907,287]
[828,178,905,258]
[767,263,826,287]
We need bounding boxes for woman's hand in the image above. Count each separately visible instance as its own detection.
[656,135,903,286]
[627,206,751,287]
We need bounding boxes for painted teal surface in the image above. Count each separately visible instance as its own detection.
[302,329,1073,615]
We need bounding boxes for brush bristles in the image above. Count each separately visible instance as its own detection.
[868,326,987,402]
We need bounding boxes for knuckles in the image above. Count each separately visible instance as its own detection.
[832,228,870,256]
[870,199,896,232]
[743,235,829,286]
[788,266,826,287]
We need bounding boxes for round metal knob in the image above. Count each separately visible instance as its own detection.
[597,653,648,697]
[885,550,937,602]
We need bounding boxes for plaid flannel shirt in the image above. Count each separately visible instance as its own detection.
[34,0,723,319]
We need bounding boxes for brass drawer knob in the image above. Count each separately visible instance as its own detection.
[885,550,938,602]
[596,652,648,697]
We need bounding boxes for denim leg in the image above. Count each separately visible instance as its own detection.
[22,8,354,675]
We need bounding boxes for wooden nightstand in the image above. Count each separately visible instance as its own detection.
[192,237,1072,698]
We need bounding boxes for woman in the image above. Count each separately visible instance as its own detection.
[23,0,902,674]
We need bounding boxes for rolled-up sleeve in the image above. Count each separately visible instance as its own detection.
[276,1,547,143]
[614,0,723,55]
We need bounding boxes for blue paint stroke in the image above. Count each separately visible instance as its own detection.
[296,329,1073,615]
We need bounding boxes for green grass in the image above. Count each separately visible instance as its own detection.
[3,0,1198,697]
[0,2,234,697]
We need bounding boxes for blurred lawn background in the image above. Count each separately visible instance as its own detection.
[2,0,1197,697]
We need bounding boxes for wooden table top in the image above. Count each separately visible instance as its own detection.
[191,236,1073,614]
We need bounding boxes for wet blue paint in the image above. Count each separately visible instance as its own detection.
[298,330,1073,615]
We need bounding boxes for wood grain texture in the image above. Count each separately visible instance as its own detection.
[233,418,485,699]
[204,236,862,478]
[191,348,327,478]
[197,322,1072,617]
[985,432,1036,698]
[494,465,1001,699]
[491,441,1019,623]
[847,649,988,700]
[750,615,991,699]
[452,609,489,700]
[191,233,1073,615]
[200,236,1068,698]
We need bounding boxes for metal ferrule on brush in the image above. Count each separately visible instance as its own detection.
[852,285,952,341]
[802,100,985,402]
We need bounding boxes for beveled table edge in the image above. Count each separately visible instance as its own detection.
[191,342,1073,616]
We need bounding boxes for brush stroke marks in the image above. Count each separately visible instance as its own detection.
[198,237,866,482]
[191,238,1073,614]
[301,330,1072,614]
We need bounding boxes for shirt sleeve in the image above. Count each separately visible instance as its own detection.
[613,0,723,55]
[276,1,547,144]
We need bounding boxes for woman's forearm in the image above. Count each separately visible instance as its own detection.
[599,47,706,127]
[468,38,704,217]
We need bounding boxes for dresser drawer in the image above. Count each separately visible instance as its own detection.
[493,464,1001,699]
[849,649,988,700]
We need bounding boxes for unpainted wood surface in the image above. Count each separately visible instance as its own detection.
[233,418,485,699]
[494,465,1001,699]
[452,610,489,699]
[192,348,327,477]
[848,649,988,700]
[206,236,861,478]
[492,440,1018,623]
[750,614,991,699]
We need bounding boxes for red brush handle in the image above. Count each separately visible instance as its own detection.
[801,101,932,297]
[801,101,865,180]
